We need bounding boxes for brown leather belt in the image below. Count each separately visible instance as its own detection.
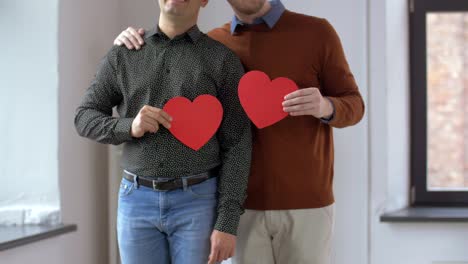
[123,168,218,191]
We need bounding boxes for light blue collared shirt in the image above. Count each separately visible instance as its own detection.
[230,0,286,34]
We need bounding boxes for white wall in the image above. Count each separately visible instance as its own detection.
[200,1,370,264]
[369,0,468,264]
[118,0,159,31]
[57,0,123,262]
[0,0,121,262]
[0,0,60,225]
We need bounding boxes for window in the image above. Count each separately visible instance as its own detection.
[411,0,468,205]
[0,0,61,225]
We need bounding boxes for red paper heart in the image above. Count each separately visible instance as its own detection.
[238,71,299,129]
[163,95,223,151]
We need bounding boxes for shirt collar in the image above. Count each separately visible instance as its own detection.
[145,24,203,43]
[230,0,285,34]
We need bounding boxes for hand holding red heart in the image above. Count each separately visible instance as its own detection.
[163,95,223,151]
[131,105,173,138]
[282,88,334,119]
[238,71,298,128]
[138,71,332,151]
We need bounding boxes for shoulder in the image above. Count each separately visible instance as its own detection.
[283,11,341,44]
[104,44,133,64]
[284,11,335,33]
[206,22,233,52]
[105,41,156,68]
[200,32,240,63]
[207,22,231,41]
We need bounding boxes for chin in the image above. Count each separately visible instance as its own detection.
[232,1,265,15]
[164,6,184,16]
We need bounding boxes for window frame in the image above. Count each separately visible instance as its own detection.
[410,0,468,206]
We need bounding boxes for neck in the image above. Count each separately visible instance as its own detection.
[234,1,272,24]
[158,15,197,39]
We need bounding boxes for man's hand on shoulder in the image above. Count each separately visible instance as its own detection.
[114,27,146,50]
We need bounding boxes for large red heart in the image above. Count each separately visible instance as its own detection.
[163,95,223,151]
[238,71,299,129]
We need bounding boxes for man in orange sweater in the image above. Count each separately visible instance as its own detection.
[114,0,365,263]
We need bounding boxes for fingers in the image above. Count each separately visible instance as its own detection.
[131,118,159,137]
[114,38,123,46]
[157,110,173,129]
[119,35,135,49]
[209,232,220,264]
[215,248,224,262]
[141,106,172,129]
[283,88,322,115]
[283,103,315,113]
[138,106,159,124]
[114,26,145,49]
[158,110,173,122]
[156,115,172,130]
[122,32,140,50]
[284,87,319,100]
[282,94,319,106]
[289,110,312,116]
[210,241,233,262]
[218,249,230,262]
[283,94,317,113]
[208,246,218,264]
[123,28,143,49]
[127,27,144,45]
[142,120,159,133]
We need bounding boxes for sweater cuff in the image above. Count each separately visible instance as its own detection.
[114,118,134,142]
[320,97,336,123]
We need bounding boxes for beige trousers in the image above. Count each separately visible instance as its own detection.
[232,204,335,264]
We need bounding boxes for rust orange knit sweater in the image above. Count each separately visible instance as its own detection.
[208,10,365,210]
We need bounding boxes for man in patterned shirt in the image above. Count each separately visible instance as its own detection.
[74,0,252,263]
[113,0,365,263]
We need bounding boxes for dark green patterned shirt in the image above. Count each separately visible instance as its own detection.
[74,25,252,235]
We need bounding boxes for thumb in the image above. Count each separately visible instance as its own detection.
[138,28,145,35]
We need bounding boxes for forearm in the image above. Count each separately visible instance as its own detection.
[74,106,134,145]
[326,93,365,128]
[319,19,365,128]
[214,125,252,235]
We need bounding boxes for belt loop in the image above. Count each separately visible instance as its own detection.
[133,174,139,189]
[182,178,188,191]
[124,169,139,189]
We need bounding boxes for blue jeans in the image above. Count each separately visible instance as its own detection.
[117,174,218,264]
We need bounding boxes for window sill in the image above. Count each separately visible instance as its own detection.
[380,207,468,222]
[0,224,77,251]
